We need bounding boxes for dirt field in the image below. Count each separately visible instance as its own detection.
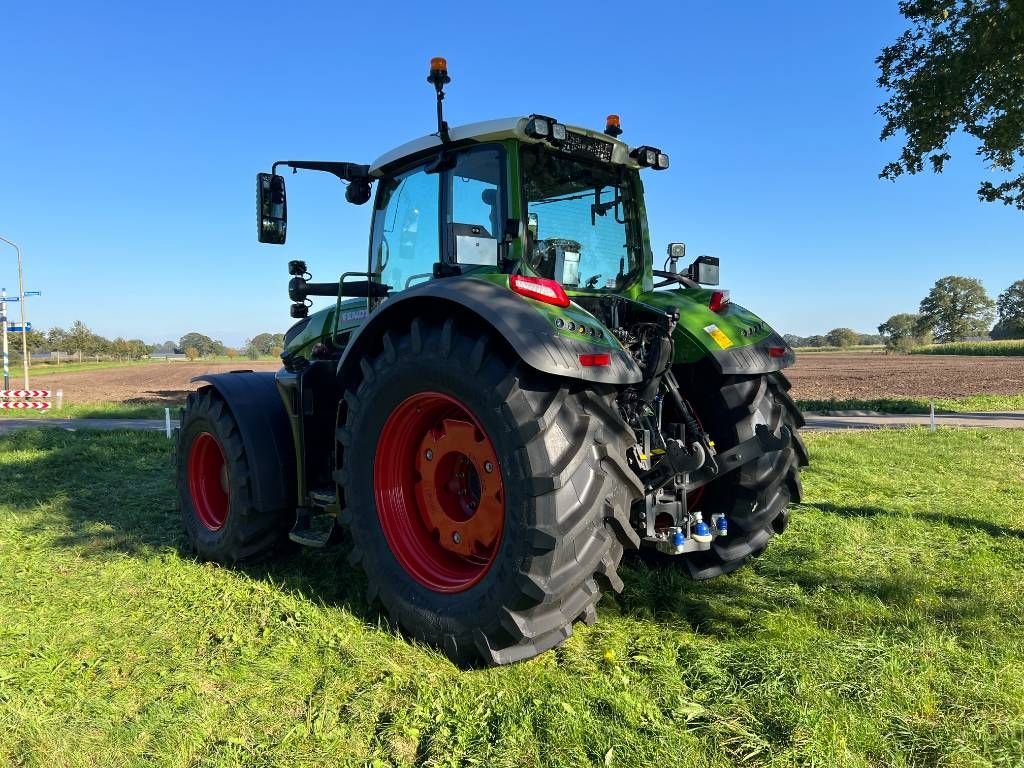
[787,352,1024,400]
[17,353,1024,408]
[26,361,281,406]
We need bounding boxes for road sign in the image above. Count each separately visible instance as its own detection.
[0,389,52,398]
[2,296,17,302]
[24,291,41,296]
[0,401,50,410]
[7,324,31,332]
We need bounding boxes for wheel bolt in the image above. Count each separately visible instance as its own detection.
[484,461,494,473]
[425,449,433,461]
[452,532,462,544]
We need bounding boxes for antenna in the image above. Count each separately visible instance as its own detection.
[427,57,451,143]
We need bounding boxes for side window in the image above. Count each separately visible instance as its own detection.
[372,165,440,291]
[447,146,504,267]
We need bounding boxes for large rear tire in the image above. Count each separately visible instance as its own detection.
[679,371,808,579]
[337,317,642,666]
[176,388,292,564]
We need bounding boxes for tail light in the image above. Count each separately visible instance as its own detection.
[579,353,611,367]
[510,275,570,308]
[708,290,730,313]
[768,346,786,358]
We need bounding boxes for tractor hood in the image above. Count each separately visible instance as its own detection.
[637,288,795,374]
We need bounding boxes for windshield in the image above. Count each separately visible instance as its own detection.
[521,146,641,291]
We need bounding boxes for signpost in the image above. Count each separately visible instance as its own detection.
[0,236,29,389]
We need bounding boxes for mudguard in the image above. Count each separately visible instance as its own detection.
[336,275,643,386]
[189,371,296,514]
[638,289,795,375]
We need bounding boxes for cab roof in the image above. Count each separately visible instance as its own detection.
[368,116,641,176]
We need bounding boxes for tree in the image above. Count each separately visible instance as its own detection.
[245,332,286,357]
[153,340,178,355]
[184,347,200,361]
[918,275,995,342]
[877,1,1024,209]
[179,332,225,358]
[878,312,927,351]
[825,328,860,348]
[992,279,1024,338]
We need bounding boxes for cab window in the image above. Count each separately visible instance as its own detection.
[446,145,504,267]
[371,164,440,291]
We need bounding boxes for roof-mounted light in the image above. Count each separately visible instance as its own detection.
[630,145,669,170]
[605,114,623,137]
[526,114,566,145]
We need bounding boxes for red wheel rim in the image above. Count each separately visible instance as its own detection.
[188,432,230,531]
[374,392,505,593]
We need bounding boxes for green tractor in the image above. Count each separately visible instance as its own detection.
[176,59,807,665]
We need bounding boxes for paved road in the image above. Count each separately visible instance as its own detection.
[3,412,1024,436]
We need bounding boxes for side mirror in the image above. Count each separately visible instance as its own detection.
[257,172,287,244]
[688,255,720,286]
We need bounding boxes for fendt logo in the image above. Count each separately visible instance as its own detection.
[740,322,765,338]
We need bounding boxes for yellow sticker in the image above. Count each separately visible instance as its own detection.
[703,323,733,349]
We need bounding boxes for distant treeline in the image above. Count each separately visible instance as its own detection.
[8,321,286,361]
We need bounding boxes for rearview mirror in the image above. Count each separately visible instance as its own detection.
[257,172,287,244]
[688,255,719,285]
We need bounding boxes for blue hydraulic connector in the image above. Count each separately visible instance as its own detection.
[712,513,728,536]
[693,521,711,541]
[671,530,686,548]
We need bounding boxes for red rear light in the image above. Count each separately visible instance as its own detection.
[510,275,570,308]
[579,353,611,367]
[708,290,730,313]
[768,346,786,358]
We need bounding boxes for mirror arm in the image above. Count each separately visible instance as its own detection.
[272,160,371,183]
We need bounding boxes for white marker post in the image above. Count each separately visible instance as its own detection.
[165,407,172,439]
[929,400,936,432]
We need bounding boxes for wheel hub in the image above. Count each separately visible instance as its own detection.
[415,418,502,558]
[187,431,229,531]
[374,392,505,593]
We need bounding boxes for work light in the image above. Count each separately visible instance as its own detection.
[526,116,551,138]
[630,145,669,170]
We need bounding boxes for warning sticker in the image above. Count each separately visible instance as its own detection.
[703,324,733,349]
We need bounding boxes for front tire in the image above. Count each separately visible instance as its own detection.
[680,371,808,579]
[337,317,642,666]
[176,388,292,563]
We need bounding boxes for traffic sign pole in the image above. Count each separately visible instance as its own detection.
[1,288,9,391]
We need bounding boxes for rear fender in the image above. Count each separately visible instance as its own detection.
[336,276,643,387]
[189,371,296,514]
[640,288,795,375]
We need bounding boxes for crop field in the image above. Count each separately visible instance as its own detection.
[0,361,280,419]
[911,339,1024,356]
[787,352,1024,412]
[1,426,1023,767]
[4,351,1023,420]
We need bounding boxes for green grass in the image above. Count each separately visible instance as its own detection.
[912,339,1024,356]
[21,355,280,376]
[0,401,169,420]
[2,428,1023,766]
[798,393,1024,414]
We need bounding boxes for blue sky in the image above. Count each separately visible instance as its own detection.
[1,1,1020,345]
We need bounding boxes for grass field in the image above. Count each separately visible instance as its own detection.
[1,428,1023,766]
[912,339,1024,356]
[21,356,279,377]
[797,393,1024,414]
[0,402,169,419]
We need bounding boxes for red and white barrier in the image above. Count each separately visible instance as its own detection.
[0,388,62,411]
